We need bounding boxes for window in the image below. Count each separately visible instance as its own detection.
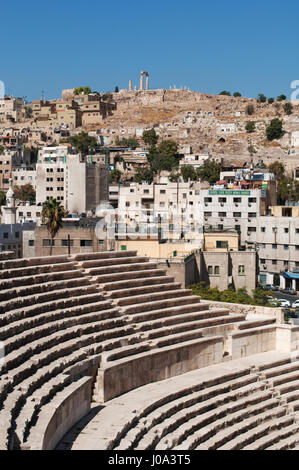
[249,198,257,203]
[159,202,165,207]
[130,189,134,193]
[218,224,223,230]
[204,212,212,217]
[15,232,19,238]
[218,212,227,217]
[248,227,256,232]
[160,190,166,194]
[28,240,34,246]
[204,197,212,203]
[272,227,277,233]
[235,225,240,232]
[238,265,245,275]
[284,228,289,234]
[260,259,265,264]
[216,240,228,249]
[296,246,299,251]
[143,189,149,194]
[61,239,74,247]
[272,260,277,265]
[208,266,213,275]
[125,202,130,207]
[233,197,241,203]
[296,229,299,234]
[218,198,227,203]
[284,245,289,250]
[233,212,241,218]
[261,227,266,232]
[248,213,256,218]
[272,244,277,249]
[80,240,92,247]
[214,266,220,275]
[3,233,8,239]
[98,240,104,245]
[43,239,55,247]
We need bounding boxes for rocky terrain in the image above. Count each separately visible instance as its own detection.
[99,89,299,173]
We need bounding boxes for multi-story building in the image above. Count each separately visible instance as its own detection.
[36,145,109,214]
[0,97,25,124]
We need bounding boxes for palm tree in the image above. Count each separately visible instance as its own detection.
[41,198,66,255]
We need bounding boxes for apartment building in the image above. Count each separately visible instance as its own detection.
[36,145,109,214]
[0,97,25,124]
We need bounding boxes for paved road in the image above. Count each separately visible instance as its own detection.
[274,292,299,304]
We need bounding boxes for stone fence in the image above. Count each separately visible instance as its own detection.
[205,300,284,324]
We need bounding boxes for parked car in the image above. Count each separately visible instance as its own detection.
[262,284,277,291]
[277,299,291,308]
[280,288,297,295]
[292,299,299,308]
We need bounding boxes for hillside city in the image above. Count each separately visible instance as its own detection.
[2,78,299,452]
[0,81,298,309]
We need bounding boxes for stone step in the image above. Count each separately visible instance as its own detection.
[266,430,299,450]
[243,421,299,450]
[0,276,92,302]
[119,294,200,315]
[276,379,299,396]
[94,268,167,284]
[125,300,209,324]
[263,360,299,379]
[100,275,175,292]
[162,393,278,450]
[79,256,148,269]
[115,289,192,307]
[0,297,114,334]
[0,255,70,271]
[270,370,299,387]
[2,313,124,372]
[0,292,106,331]
[70,250,137,262]
[0,261,77,280]
[134,307,226,332]
[134,383,275,450]
[147,315,246,347]
[191,407,288,451]
[0,269,85,291]
[213,412,292,451]
[106,282,181,300]
[0,284,100,314]
[281,388,299,403]
[86,262,158,276]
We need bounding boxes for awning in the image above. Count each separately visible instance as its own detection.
[283,272,299,280]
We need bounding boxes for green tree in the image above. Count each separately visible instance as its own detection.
[74,86,91,95]
[0,146,4,155]
[268,161,285,181]
[180,165,198,182]
[116,137,139,149]
[245,121,256,133]
[246,104,255,115]
[157,140,178,158]
[219,91,231,96]
[134,167,154,184]
[109,169,122,184]
[168,172,180,182]
[277,94,287,101]
[114,86,119,93]
[102,92,113,101]
[196,159,222,185]
[266,119,284,141]
[14,184,36,203]
[284,102,293,115]
[71,132,97,155]
[233,92,242,97]
[257,94,267,103]
[267,98,275,104]
[248,144,257,154]
[142,128,158,147]
[41,198,66,256]
[0,190,6,206]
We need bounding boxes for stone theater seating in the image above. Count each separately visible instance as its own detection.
[0,251,298,450]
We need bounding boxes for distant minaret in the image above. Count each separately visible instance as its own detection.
[2,179,17,224]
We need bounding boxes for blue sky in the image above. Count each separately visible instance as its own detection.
[1,0,299,101]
